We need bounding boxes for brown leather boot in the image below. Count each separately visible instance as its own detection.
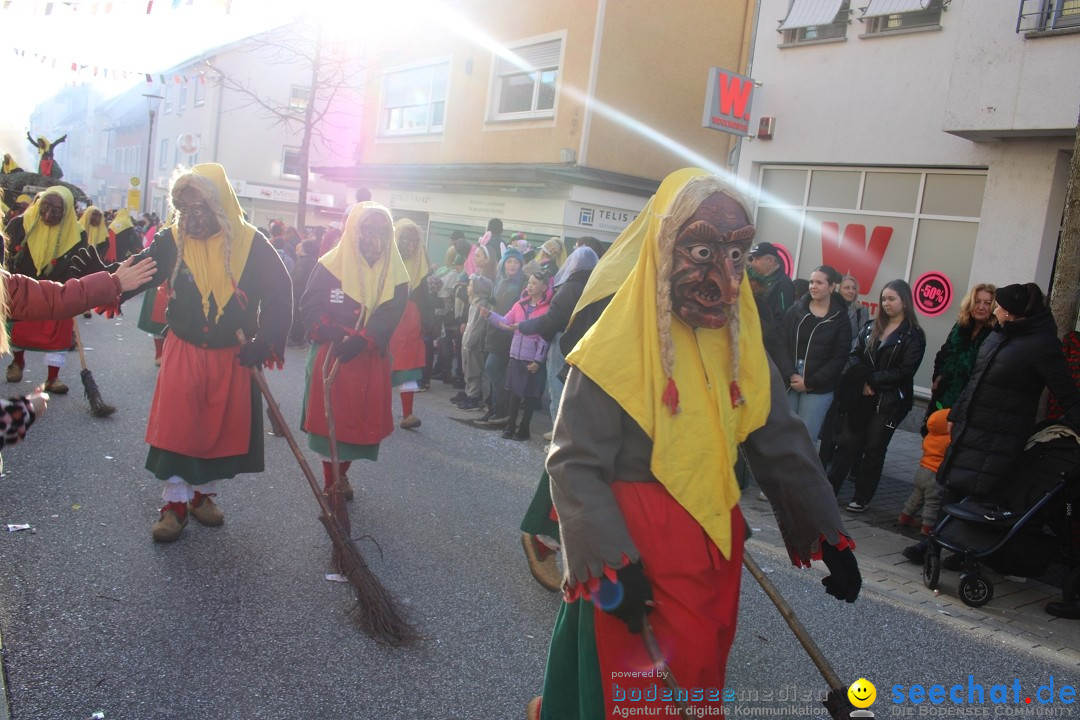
[151,503,188,543]
[189,492,224,526]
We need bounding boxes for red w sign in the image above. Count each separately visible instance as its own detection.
[820,223,894,292]
[703,68,755,137]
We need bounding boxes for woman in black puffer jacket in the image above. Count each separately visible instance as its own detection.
[936,283,1080,502]
[828,279,927,512]
[777,265,851,443]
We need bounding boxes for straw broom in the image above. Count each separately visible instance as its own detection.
[238,330,415,646]
[72,321,115,417]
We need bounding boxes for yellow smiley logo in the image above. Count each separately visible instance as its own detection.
[848,678,876,709]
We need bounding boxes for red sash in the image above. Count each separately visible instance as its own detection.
[11,318,73,352]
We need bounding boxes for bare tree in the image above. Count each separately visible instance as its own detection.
[1049,107,1080,340]
[199,19,363,229]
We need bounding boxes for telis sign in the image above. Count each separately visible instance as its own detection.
[702,68,755,137]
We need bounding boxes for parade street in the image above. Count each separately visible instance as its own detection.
[0,312,1076,720]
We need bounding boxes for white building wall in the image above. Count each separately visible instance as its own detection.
[739,0,1078,291]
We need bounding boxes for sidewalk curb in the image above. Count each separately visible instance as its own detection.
[741,501,1080,669]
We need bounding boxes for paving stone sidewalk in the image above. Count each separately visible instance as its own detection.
[742,428,1080,668]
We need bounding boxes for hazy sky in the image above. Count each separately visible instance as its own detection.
[1,0,297,165]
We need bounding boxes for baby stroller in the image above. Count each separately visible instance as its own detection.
[923,424,1080,608]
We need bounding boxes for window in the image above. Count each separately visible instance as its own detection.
[185,134,200,166]
[194,77,207,106]
[281,147,303,179]
[1017,0,1080,31]
[159,139,169,169]
[289,86,309,114]
[861,0,943,35]
[178,84,187,112]
[490,38,561,120]
[163,87,172,114]
[380,61,449,135]
[113,148,121,171]
[779,0,851,44]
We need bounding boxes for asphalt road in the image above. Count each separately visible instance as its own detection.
[0,312,1075,719]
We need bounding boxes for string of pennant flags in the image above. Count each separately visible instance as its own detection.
[11,48,211,84]
[0,0,232,14]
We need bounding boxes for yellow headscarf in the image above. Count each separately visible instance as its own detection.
[163,163,256,323]
[394,217,430,292]
[109,207,133,234]
[2,154,18,174]
[79,206,108,247]
[319,202,410,326]
[18,186,84,276]
[566,168,771,559]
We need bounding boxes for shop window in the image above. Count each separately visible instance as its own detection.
[779,0,851,44]
[489,37,561,121]
[860,0,943,35]
[380,61,449,135]
[1017,0,1080,32]
[282,147,303,179]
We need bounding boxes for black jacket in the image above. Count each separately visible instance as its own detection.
[849,317,926,422]
[776,293,852,394]
[938,310,1080,499]
[517,269,591,342]
[482,269,525,356]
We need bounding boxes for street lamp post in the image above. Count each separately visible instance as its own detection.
[141,93,164,215]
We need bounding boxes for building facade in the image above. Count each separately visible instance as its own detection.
[317,0,757,256]
[736,0,1080,392]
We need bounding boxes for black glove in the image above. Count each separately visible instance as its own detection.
[68,246,108,277]
[331,335,369,363]
[821,541,861,603]
[595,562,653,634]
[311,324,347,344]
[237,339,272,368]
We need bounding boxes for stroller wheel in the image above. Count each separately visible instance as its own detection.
[958,571,994,607]
[1063,567,1080,605]
[923,553,940,590]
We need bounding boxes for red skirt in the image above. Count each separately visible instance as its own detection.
[388,300,425,372]
[596,483,743,717]
[145,336,252,459]
[302,341,394,446]
[11,317,73,352]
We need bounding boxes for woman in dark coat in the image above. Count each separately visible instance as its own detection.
[776,265,851,444]
[477,247,525,424]
[935,283,1080,502]
[828,279,926,512]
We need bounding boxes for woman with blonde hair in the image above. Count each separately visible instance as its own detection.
[922,282,995,434]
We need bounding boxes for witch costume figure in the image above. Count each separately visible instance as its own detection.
[530,169,861,720]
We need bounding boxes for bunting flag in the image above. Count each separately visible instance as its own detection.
[14,47,213,85]
[0,0,226,15]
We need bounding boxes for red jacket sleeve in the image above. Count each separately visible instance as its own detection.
[4,271,122,322]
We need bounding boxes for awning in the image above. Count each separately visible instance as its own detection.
[779,0,847,29]
[861,0,931,19]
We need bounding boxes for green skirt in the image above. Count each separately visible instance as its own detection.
[520,470,559,538]
[540,600,604,719]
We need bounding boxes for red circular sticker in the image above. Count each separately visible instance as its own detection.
[775,244,793,278]
[914,271,953,317]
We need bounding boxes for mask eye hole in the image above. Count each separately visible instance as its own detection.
[688,245,713,262]
[728,247,743,263]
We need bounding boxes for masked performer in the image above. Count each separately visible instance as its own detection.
[79,206,109,254]
[387,218,431,430]
[97,163,292,542]
[531,169,861,720]
[26,132,67,179]
[4,187,89,394]
[106,208,142,262]
[299,202,408,502]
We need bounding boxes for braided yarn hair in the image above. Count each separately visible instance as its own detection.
[167,167,235,300]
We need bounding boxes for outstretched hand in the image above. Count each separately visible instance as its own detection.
[821,542,861,603]
[112,256,157,292]
[68,246,107,278]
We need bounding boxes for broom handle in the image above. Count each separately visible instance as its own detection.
[640,619,691,720]
[236,330,334,519]
[72,322,89,371]
[742,549,843,691]
[322,349,343,491]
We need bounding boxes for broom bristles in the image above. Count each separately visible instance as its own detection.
[80,368,116,418]
[317,513,416,646]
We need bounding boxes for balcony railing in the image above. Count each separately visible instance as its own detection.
[1017,0,1080,32]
